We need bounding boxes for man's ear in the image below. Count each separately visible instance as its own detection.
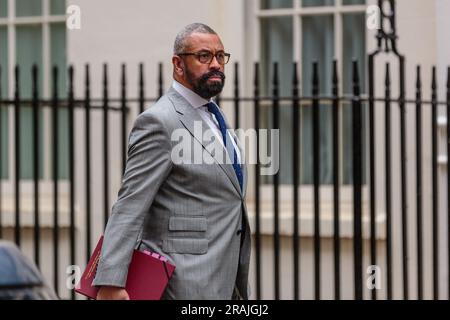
[172,56,184,75]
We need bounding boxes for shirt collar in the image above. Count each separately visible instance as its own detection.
[172,80,213,109]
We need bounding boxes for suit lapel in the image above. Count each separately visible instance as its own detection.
[166,88,243,198]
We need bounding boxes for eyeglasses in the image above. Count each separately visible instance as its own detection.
[177,51,231,65]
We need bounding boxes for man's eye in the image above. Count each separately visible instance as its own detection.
[217,53,225,59]
[199,53,211,59]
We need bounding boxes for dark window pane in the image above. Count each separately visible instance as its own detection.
[302,0,334,7]
[0,0,7,17]
[261,17,293,96]
[50,23,66,98]
[0,105,7,180]
[260,17,293,184]
[301,15,334,184]
[16,0,42,17]
[343,0,365,5]
[0,26,7,95]
[261,0,292,9]
[16,26,43,99]
[0,26,7,179]
[342,13,367,184]
[302,15,334,95]
[343,13,366,94]
[16,26,45,179]
[51,23,68,179]
[50,0,66,15]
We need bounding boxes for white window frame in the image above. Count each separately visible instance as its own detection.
[0,0,70,227]
[243,0,384,238]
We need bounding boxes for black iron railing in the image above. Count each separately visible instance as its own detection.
[0,0,449,301]
[0,58,449,300]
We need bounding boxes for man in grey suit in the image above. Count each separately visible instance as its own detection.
[93,23,251,300]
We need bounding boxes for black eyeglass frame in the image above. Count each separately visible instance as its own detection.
[177,51,231,65]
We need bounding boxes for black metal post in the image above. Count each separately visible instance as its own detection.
[332,60,341,300]
[385,62,393,300]
[0,65,2,239]
[32,64,40,268]
[272,62,280,300]
[447,66,450,302]
[103,64,110,229]
[158,62,163,99]
[399,56,409,300]
[368,53,377,301]
[51,66,59,296]
[431,66,439,300]
[121,64,127,175]
[234,63,240,129]
[352,60,363,300]
[14,66,20,247]
[253,62,261,300]
[415,65,423,300]
[68,66,76,301]
[292,61,300,300]
[84,64,92,263]
[312,61,321,300]
[139,63,145,114]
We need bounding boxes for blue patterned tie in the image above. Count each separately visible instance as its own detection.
[206,102,243,191]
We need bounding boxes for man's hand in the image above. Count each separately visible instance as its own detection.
[96,286,130,300]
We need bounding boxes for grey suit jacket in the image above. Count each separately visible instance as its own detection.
[92,87,251,300]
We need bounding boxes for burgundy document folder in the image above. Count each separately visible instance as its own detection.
[75,236,175,300]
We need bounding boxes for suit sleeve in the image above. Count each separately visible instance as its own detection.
[92,112,173,287]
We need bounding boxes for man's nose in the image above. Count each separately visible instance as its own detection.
[209,55,222,70]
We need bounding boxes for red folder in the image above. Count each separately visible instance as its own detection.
[75,236,175,300]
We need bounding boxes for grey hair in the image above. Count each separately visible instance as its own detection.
[173,23,217,54]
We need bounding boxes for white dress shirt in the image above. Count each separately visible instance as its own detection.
[172,80,241,164]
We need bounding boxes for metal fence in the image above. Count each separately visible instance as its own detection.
[0,55,449,300]
[0,3,449,301]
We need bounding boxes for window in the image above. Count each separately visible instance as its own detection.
[0,0,68,181]
[1,18,8,180]
[258,0,367,185]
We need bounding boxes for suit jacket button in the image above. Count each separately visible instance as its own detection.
[236,229,242,236]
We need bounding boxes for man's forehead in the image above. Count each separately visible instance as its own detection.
[185,32,224,51]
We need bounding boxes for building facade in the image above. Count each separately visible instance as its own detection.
[0,0,449,299]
